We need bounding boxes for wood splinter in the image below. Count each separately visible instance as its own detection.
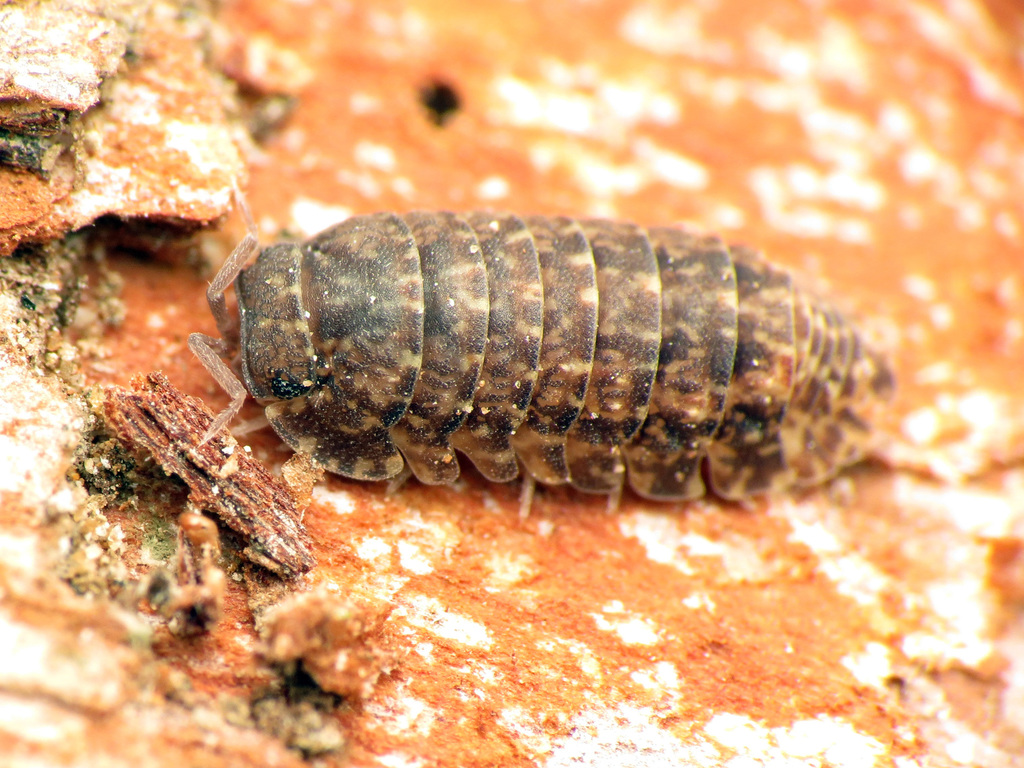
[103,372,316,577]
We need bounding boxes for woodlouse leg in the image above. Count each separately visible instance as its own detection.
[207,187,260,343]
[518,475,536,521]
[604,480,623,514]
[386,463,413,495]
[231,412,271,436]
[188,187,261,444]
[188,332,249,443]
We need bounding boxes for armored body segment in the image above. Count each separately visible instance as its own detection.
[263,212,424,480]
[564,220,662,494]
[389,212,490,485]
[829,330,868,467]
[787,304,842,484]
[622,229,738,500]
[450,213,544,482]
[837,343,895,467]
[779,288,828,478]
[510,216,598,485]
[707,245,796,499]
[237,243,316,402]
[805,310,855,479]
[808,312,893,482]
[789,288,815,397]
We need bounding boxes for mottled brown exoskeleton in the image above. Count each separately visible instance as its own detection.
[189,199,893,505]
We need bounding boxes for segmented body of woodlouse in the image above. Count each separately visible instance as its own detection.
[189,208,893,501]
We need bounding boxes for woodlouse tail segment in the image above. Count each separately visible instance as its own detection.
[780,289,894,486]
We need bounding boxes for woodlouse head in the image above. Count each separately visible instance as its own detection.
[236,242,319,404]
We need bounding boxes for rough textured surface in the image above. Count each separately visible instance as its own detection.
[104,372,316,577]
[0,0,243,254]
[0,0,136,110]
[2,0,1024,766]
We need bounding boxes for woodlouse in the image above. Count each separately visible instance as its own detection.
[189,203,893,502]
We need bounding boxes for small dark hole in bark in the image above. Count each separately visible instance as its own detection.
[420,80,461,126]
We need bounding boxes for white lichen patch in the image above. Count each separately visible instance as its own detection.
[817,552,893,608]
[376,752,426,768]
[310,484,357,514]
[494,76,595,135]
[395,594,492,649]
[396,541,433,576]
[363,680,435,738]
[373,512,462,576]
[893,478,1018,539]
[234,32,314,94]
[364,7,431,48]
[681,592,717,613]
[535,637,603,682]
[705,712,887,768]
[289,197,354,238]
[0,609,129,714]
[0,1,130,109]
[841,642,893,689]
[571,154,645,197]
[902,0,1023,113]
[499,705,554,756]
[891,390,1024,483]
[618,511,698,575]
[901,578,995,669]
[629,661,682,694]
[0,353,84,511]
[488,70,709,204]
[747,164,876,243]
[547,702,720,767]
[522,136,709,204]
[621,510,780,584]
[355,535,392,563]
[747,19,872,93]
[618,5,735,64]
[454,659,503,688]
[103,80,164,126]
[0,533,40,577]
[163,120,239,177]
[901,406,941,445]
[596,81,680,126]
[779,502,893,607]
[475,175,510,201]
[0,693,88,745]
[783,480,1006,674]
[591,600,660,646]
[492,73,682,138]
[354,140,397,172]
[483,550,538,590]
[632,138,709,189]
